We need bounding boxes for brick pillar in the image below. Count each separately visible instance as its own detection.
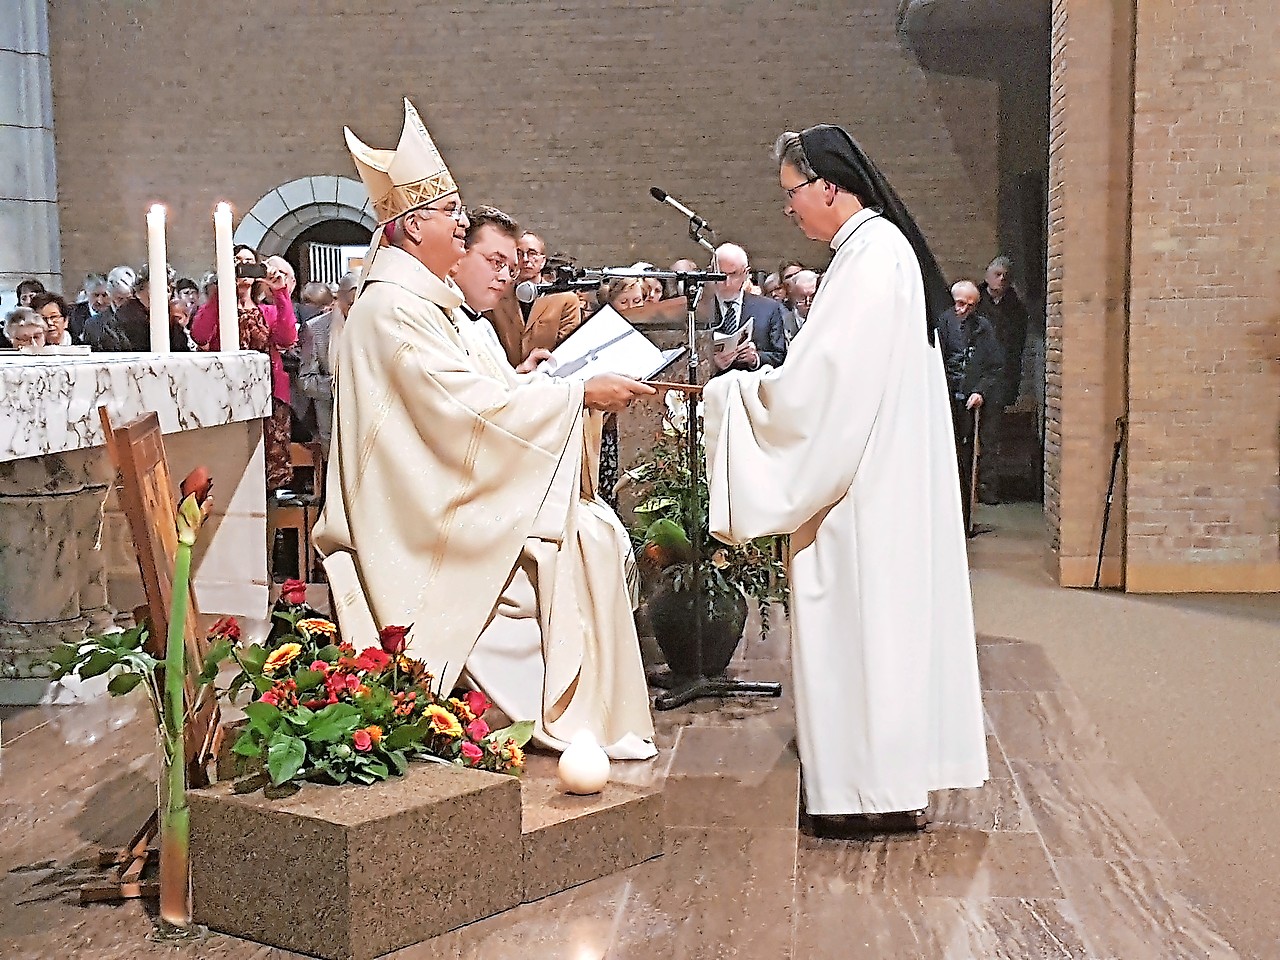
[0,0,61,297]
[1123,0,1280,592]
[1044,0,1134,588]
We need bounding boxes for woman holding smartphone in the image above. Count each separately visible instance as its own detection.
[191,252,298,490]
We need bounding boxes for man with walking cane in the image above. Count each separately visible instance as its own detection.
[938,280,1004,536]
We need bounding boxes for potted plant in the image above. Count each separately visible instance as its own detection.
[626,393,788,680]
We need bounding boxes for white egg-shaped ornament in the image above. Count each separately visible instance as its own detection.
[558,730,610,795]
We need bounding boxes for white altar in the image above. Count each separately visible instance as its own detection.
[0,351,273,704]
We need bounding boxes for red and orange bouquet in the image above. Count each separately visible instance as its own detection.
[226,580,530,791]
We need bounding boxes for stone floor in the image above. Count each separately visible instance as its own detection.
[0,588,1246,958]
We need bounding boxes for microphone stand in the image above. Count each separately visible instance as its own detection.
[647,218,783,711]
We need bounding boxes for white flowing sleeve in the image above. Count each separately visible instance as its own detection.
[703,236,913,543]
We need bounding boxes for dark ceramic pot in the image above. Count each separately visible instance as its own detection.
[648,580,748,679]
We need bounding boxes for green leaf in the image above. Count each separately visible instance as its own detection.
[49,644,80,671]
[383,721,428,751]
[232,730,263,757]
[79,649,121,679]
[243,700,282,734]
[316,644,343,663]
[238,644,269,674]
[294,668,325,692]
[198,639,232,686]
[119,625,149,650]
[364,759,389,780]
[386,750,408,775]
[644,518,694,558]
[634,496,678,515]
[307,703,361,743]
[107,672,144,696]
[266,734,307,785]
[284,705,316,727]
[486,720,535,748]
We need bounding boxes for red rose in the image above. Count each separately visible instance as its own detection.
[378,624,410,655]
[280,579,308,605]
[352,729,373,752]
[466,718,489,741]
[460,741,484,763]
[180,466,213,504]
[209,616,241,643]
[463,690,492,717]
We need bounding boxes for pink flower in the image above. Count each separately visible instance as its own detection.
[356,647,392,673]
[460,741,484,763]
[309,660,330,674]
[352,729,373,752]
[281,579,308,605]
[464,690,492,716]
[466,718,489,741]
[260,690,280,706]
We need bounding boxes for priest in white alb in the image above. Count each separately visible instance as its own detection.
[702,124,988,831]
[313,99,658,759]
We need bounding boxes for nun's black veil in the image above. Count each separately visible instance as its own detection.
[798,124,951,344]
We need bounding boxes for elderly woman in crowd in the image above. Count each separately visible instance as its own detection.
[29,293,74,345]
[105,266,136,310]
[4,307,47,350]
[191,253,298,490]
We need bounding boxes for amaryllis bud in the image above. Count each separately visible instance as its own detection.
[180,466,213,504]
[379,624,410,655]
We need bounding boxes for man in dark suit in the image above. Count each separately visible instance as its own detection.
[710,242,788,376]
[68,274,113,341]
[939,280,1004,532]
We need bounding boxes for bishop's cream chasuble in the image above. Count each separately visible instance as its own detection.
[314,245,655,759]
[703,209,988,814]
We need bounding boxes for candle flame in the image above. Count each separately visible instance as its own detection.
[149,203,166,216]
[215,201,231,215]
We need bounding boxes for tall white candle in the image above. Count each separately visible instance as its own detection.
[213,202,238,351]
[146,204,169,352]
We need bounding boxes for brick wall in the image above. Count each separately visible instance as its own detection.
[1044,0,1134,587]
[1124,0,1280,591]
[48,0,998,291]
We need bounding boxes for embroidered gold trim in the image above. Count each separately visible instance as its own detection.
[373,170,459,223]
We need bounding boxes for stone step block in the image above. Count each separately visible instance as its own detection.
[518,751,665,902]
[190,762,522,960]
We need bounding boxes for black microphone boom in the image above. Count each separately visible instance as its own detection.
[650,186,714,237]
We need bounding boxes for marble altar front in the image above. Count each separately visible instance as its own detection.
[0,352,272,703]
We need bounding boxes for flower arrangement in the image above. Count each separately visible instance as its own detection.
[628,392,789,629]
[225,580,530,791]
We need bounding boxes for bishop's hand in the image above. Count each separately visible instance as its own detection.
[583,374,657,413]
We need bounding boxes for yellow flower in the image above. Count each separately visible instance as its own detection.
[506,743,526,768]
[424,704,463,739]
[263,642,303,675]
[365,725,383,746]
[296,617,338,639]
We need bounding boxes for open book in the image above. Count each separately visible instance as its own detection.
[712,323,751,360]
[538,305,685,381]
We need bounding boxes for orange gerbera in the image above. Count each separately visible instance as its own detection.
[296,617,338,639]
[364,725,383,746]
[262,642,303,675]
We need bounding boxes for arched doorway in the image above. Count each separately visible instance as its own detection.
[232,175,376,284]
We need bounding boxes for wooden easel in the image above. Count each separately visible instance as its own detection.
[81,408,223,903]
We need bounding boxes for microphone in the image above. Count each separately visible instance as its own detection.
[650,186,712,233]
[516,278,600,303]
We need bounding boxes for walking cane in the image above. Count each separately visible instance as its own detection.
[1093,416,1127,589]
[967,405,982,538]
